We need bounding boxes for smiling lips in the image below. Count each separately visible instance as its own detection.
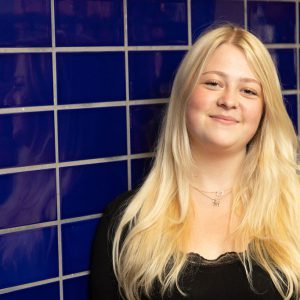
[209,114,239,124]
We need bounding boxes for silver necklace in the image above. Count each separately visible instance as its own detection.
[192,186,232,207]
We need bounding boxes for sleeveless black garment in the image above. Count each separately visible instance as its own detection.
[89,191,283,300]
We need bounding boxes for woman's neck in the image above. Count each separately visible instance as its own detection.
[190,148,246,191]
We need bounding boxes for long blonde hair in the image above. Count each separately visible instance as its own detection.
[112,24,300,300]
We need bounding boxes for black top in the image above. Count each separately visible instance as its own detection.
[89,191,282,300]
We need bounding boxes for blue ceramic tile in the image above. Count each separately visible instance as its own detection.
[60,161,128,219]
[131,157,153,189]
[0,112,55,168]
[0,0,51,47]
[58,107,127,162]
[130,104,166,154]
[0,282,59,300]
[55,0,124,46]
[127,0,188,46]
[129,51,185,100]
[0,53,53,108]
[269,49,296,90]
[248,1,295,43]
[0,169,56,229]
[0,227,58,288]
[56,52,125,104]
[63,275,88,300]
[192,0,244,42]
[62,219,98,275]
[284,95,298,133]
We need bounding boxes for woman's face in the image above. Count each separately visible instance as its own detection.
[186,43,264,155]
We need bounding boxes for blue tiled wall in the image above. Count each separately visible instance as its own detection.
[0,1,298,299]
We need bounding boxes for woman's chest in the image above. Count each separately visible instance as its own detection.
[146,259,282,300]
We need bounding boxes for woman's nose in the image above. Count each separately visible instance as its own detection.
[217,87,239,109]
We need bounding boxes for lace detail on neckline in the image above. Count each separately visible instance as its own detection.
[186,251,241,266]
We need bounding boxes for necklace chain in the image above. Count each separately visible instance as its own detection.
[192,186,232,207]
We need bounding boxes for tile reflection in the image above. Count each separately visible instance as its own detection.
[0,112,55,168]
[129,51,185,99]
[248,1,295,43]
[55,0,124,46]
[0,227,58,288]
[191,0,244,41]
[127,0,188,46]
[0,169,56,229]
[0,0,51,47]
[0,53,53,108]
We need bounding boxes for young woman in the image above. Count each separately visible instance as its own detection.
[90,25,300,300]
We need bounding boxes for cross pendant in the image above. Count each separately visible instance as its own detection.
[212,199,220,207]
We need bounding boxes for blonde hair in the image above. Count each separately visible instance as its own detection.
[112,24,300,300]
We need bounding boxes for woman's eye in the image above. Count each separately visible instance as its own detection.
[243,89,257,96]
[205,81,220,87]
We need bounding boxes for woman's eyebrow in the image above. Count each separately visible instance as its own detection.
[202,70,260,85]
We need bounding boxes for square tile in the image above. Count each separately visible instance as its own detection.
[60,161,127,219]
[0,112,55,168]
[127,0,188,46]
[58,107,127,162]
[192,0,244,42]
[0,169,56,229]
[55,0,124,46]
[0,227,58,288]
[57,52,125,104]
[129,51,185,100]
[248,1,296,43]
[0,53,53,108]
[0,0,51,47]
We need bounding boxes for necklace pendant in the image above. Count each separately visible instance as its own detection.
[212,199,220,207]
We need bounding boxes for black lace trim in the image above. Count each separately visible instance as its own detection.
[186,251,242,266]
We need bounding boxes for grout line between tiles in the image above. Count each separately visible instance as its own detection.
[282,90,299,95]
[60,214,102,225]
[0,271,90,295]
[0,278,60,295]
[0,45,189,54]
[50,0,64,299]
[0,99,169,115]
[0,163,57,175]
[62,271,90,280]
[124,0,132,191]
[187,0,192,47]
[244,0,247,29]
[0,214,102,236]
[0,152,154,175]
[0,221,58,235]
